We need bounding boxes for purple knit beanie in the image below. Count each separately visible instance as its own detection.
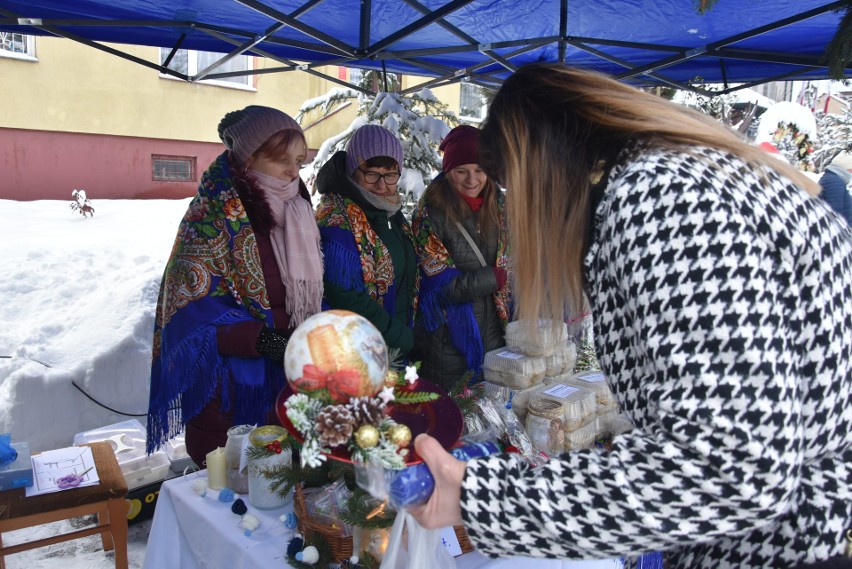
[345,124,404,176]
[218,105,302,164]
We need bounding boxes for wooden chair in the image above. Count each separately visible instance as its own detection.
[0,441,128,569]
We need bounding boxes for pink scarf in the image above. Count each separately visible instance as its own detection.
[250,170,323,326]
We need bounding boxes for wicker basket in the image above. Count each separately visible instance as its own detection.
[293,484,474,562]
[294,483,354,562]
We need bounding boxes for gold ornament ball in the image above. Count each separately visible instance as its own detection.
[387,424,412,448]
[354,425,380,449]
[384,369,399,387]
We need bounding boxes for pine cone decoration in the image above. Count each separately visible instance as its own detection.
[314,404,356,447]
[349,396,385,427]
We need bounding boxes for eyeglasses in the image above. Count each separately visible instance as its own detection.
[358,168,401,185]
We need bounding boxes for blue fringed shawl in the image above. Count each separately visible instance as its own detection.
[411,195,511,382]
[146,153,283,454]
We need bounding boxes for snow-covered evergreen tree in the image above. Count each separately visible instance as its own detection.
[812,104,852,170]
[298,83,460,216]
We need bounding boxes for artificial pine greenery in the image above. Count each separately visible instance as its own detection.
[574,329,601,373]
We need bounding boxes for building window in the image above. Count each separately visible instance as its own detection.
[159,48,253,88]
[152,155,196,182]
[0,32,36,59]
[460,82,488,120]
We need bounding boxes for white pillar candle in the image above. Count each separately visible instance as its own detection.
[206,447,227,490]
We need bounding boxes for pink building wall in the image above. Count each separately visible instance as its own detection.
[0,128,224,200]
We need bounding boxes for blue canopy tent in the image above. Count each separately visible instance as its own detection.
[0,0,848,95]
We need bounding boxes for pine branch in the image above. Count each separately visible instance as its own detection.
[339,488,396,529]
[392,390,440,404]
[826,1,852,80]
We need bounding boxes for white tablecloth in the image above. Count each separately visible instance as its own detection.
[144,474,622,569]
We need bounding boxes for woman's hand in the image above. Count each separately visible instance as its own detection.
[410,434,466,529]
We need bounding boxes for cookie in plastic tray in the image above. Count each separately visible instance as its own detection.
[529,382,596,432]
[482,348,546,390]
[564,420,596,451]
[482,381,540,423]
[544,341,577,376]
[504,319,568,357]
[561,370,616,409]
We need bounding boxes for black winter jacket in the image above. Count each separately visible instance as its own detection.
[414,200,505,391]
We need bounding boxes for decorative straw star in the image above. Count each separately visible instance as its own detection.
[404,365,419,384]
[378,386,395,405]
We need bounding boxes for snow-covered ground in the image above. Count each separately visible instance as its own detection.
[1,198,191,568]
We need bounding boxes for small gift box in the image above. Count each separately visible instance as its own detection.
[0,441,33,491]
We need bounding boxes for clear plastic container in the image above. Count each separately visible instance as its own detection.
[504,319,568,357]
[529,383,596,432]
[482,348,546,389]
[545,341,577,376]
[559,370,617,411]
[482,381,541,423]
[564,420,596,451]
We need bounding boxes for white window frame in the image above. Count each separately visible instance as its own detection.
[159,48,256,91]
[0,32,37,61]
[459,82,487,122]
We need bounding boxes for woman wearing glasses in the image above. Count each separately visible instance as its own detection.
[315,124,418,358]
[411,125,511,391]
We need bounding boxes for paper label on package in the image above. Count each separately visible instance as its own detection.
[496,350,523,360]
[439,526,463,556]
[580,372,606,382]
[543,384,579,399]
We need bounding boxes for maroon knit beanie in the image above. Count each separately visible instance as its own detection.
[439,125,480,173]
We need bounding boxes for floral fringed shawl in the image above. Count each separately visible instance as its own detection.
[146,152,283,454]
[315,192,419,322]
[411,193,511,382]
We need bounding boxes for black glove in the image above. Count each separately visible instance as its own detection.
[255,328,289,364]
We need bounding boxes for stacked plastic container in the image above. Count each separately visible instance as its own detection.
[483,319,570,423]
[525,381,597,451]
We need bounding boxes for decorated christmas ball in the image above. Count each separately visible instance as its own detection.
[284,310,389,403]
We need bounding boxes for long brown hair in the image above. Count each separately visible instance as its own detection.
[479,63,818,325]
[422,174,501,240]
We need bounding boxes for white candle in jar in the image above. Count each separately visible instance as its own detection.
[206,447,227,490]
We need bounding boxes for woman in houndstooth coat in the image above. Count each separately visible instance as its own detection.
[412,64,852,569]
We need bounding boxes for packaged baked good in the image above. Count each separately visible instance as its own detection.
[529,382,596,432]
[544,341,577,376]
[482,348,546,390]
[564,419,596,451]
[504,319,568,357]
[562,370,617,411]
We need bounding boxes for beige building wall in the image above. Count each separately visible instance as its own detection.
[0,36,360,149]
[1,36,472,199]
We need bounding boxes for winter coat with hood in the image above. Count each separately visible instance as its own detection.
[314,150,418,357]
[818,164,852,225]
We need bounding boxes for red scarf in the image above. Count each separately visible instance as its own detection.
[460,194,484,212]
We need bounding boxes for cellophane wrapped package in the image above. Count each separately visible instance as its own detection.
[483,348,546,389]
[504,319,568,357]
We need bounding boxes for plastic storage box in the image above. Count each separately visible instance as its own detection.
[164,432,196,473]
[529,382,596,432]
[73,419,170,491]
[504,320,568,357]
[482,348,546,390]
[550,370,618,412]
[544,341,577,376]
[0,441,33,491]
[564,420,597,451]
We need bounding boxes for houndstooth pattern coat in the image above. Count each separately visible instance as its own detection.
[460,142,852,568]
